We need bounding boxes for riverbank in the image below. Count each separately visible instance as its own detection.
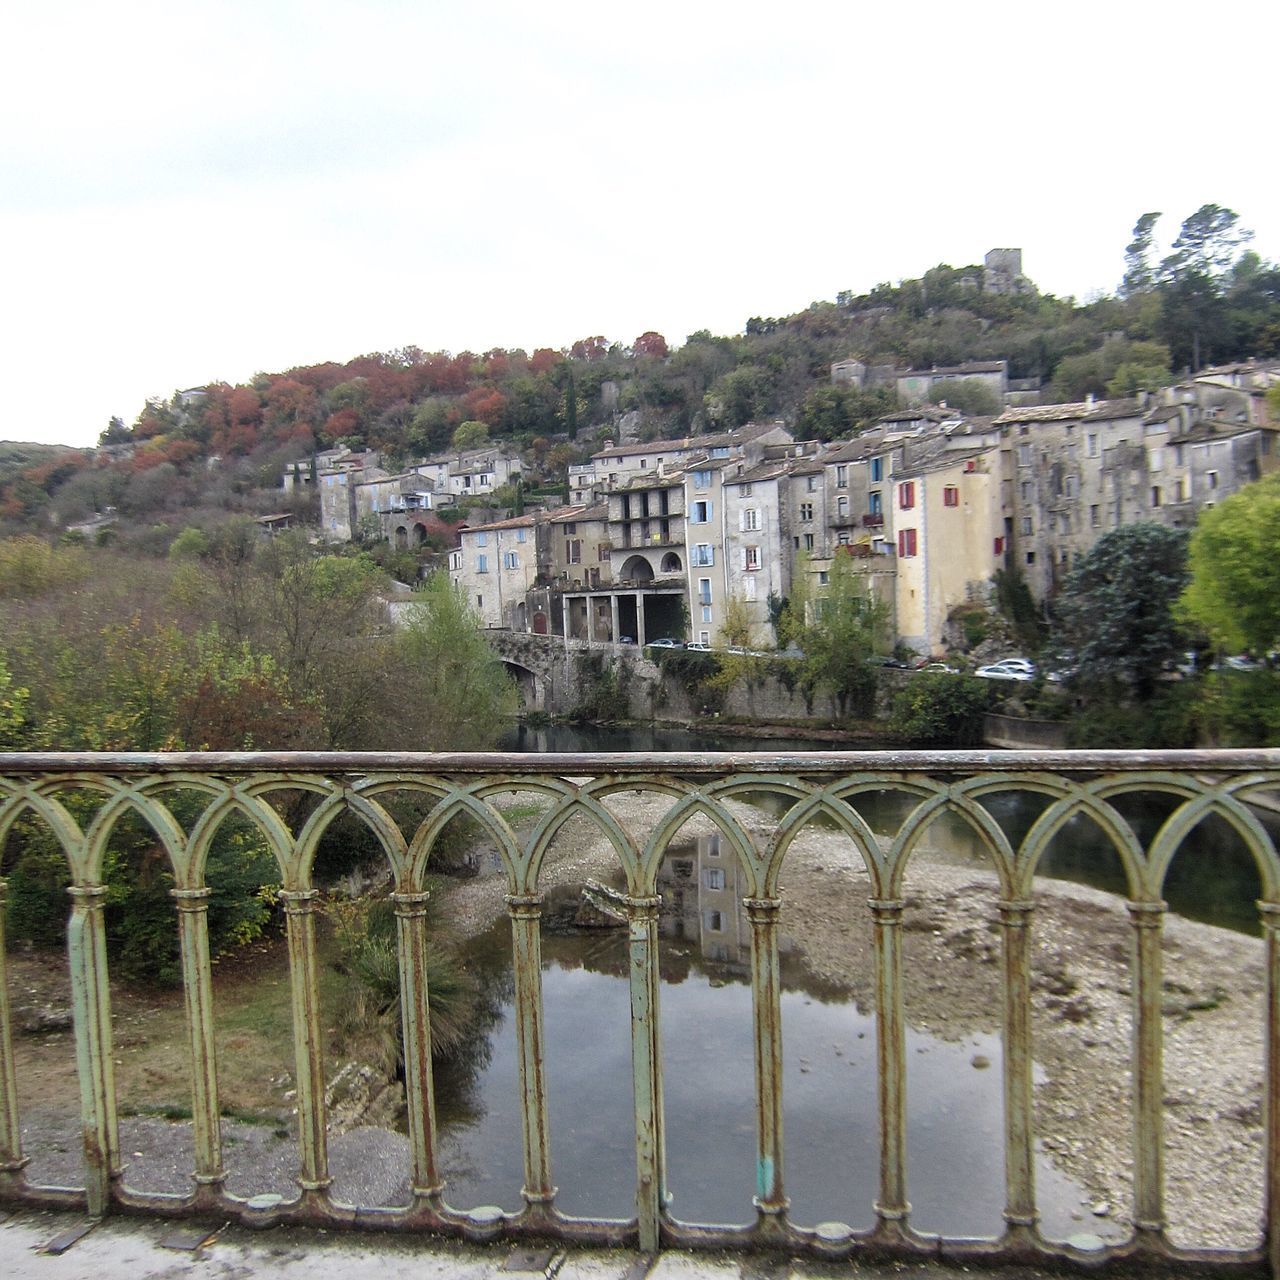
[442,790,1265,1249]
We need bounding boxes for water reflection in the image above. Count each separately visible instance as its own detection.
[435,834,1121,1238]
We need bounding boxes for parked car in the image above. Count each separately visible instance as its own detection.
[685,641,711,651]
[975,658,1035,682]
[918,662,961,675]
[647,638,684,649]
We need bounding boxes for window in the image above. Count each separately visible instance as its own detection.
[836,465,848,488]
[693,470,712,489]
[1150,486,1162,507]
[1064,475,1077,498]
[710,446,729,458]
[806,475,817,492]
[741,508,760,531]
[479,474,489,486]
[993,536,1004,555]
[1174,445,1185,466]
[943,485,959,507]
[837,495,849,517]
[502,551,519,569]
[799,502,814,522]
[1175,478,1186,502]
[740,482,753,497]
[1207,470,1219,490]
[691,500,712,523]
[475,532,488,546]
[817,570,830,586]
[869,491,882,515]
[476,553,489,573]
[698,578,712,606]
[742,575,757,601]
[897,528,918,557]
[1021,516,1033,535]
[699,630,710,645]
[692,543,714,567]
[898,481,915,509]
[1026,551,1036,565]
[476,594,484,609]
[516,528,527,543]
[1020,480,1032,502]
[565,539,581,564]
[563,522,576,535]
[639,459,646,469]
[1059,512,1071,534]
[703,910,724,932]
[1090,504,1100,527]
[870,458,884,482]
[1087,434,1099,457]
[704,864,725,888]
[701,605,712,623]
[804,533,814,550]
[744,545,760,571]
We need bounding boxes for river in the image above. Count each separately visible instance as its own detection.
[429,723,1272,1238]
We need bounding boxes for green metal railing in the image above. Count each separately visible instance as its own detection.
[1,748,1279,1274]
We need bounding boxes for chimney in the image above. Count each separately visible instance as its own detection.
[1085,392,1096,411]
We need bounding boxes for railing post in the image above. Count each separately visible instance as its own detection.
[1128,900,1166,1242]
[392,890,444,1205]
[869,897,910,1236]
[171,886,225,1202]
[1259,902,1280,1279]
[625,893,665,1251]
[745,896,788,1231]
[280,887,332,1206]
[506,892,555,1216]
[0,877,30,1187]
[998,897,1038,1241]
[66,883,119,1216]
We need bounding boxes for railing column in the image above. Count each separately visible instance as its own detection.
[393,890,444,1204]
[1128,900,1167,1241]
[870,897,909,1236]
[625,893,665,1251]
[998,898,1037,1240]
[171,887,225,1201]
[0,878,30,1187]
[1260,902,1280,1279]
[66,883,119,1216]
[745,896,788,1230]
[506,892,555,1215]
[280,888,331,1204]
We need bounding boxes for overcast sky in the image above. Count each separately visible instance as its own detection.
[2,0,1276,448]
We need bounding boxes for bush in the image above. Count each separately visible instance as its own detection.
[891,674,992,746]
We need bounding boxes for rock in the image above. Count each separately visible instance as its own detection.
[1091,1201,1110,1217]
[971,1054,991,1070]
[16,1004,72,1034]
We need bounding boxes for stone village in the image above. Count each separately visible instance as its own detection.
[296,355,1278,663]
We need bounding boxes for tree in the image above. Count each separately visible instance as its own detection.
[1121,211,1162,297]
[1157,204,1254,371]
[633,331,669,359]
[1179,473,1280,655]
[451,420,490,451]
[795,552,890,718]
[1057,523,1190,701]
[386,573,517,749]
[928,378,1001,417]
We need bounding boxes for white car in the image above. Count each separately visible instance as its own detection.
[975,658,1035,682]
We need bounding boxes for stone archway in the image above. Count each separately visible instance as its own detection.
[411,523,427,547]
[620,555,654,584]
[660,551,682,574]
[394,525,409,549]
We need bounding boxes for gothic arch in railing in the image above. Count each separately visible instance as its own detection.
[634,779,761,897]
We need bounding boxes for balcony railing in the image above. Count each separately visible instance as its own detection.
[1,749,1280,1273]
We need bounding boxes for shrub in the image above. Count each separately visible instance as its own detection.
[891,674,992,746]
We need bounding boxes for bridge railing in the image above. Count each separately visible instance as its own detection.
[1,748,1279,1273]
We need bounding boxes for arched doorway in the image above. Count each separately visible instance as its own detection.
[533,612,549,635]
[394,525,409,549]
[660,552,682,574]
[620,555,654,584]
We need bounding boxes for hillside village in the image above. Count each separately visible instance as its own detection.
[306,355,1277,658]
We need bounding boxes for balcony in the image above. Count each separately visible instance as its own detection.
[861,512,885,527]
[1,749,1279,1273]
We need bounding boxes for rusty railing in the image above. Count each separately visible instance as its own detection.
[1,749,1279,1273]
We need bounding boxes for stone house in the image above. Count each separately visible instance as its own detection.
[448,513,544,631]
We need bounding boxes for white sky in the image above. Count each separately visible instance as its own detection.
[2,0,1277,448]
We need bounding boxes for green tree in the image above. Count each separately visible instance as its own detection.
[927,378,1001,416]
[891,674,991,745]
[386,572,517,749]
[1057,523,1190,701]
[451,420,490,451]
[1179,472,1280,655]
[796,553,890,718]
[1121,211,1162,297]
